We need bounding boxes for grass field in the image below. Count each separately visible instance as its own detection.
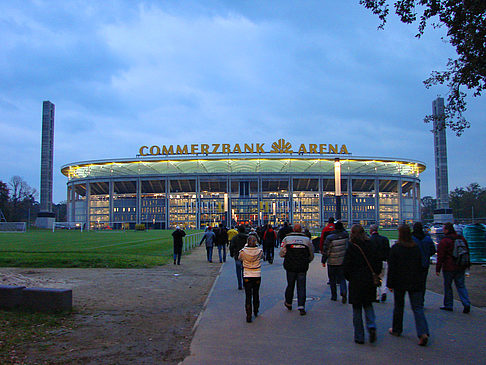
[0,229,202,268]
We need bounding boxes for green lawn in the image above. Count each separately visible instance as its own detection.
[0,229,201,268]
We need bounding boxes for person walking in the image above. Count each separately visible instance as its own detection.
[343,224,381,344]
[321,221,349,303]
[229,225,248,290]
[215,223,228,263]
[412,221,436,302]
[280,223,314,315]
[199,226,216,263]
[369,224,390,302]
[227,226,238,242]
[171,226,186,265]
[277,221,292,248]
[262,224,277,264]
[238,235,263,323]
[436,222,471,313]
[319,217,335,253]
[387,224,430,346]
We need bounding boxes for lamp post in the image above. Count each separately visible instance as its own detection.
[334,158,342,220]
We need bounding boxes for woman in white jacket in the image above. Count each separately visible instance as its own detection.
[238,235,263,323]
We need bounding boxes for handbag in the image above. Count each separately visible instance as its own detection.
[353,243,382,287]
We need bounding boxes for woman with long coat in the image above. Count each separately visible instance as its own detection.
[343,224,382,344]
[387,224,429,346]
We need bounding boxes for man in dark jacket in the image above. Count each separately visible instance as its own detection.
[280,223,314,315]
[277,222,293,248]
[263,224,277,264]
[215,223,228,263]
[322,221,349,303]
[229,225,248,290]
[171,226,186,265]
[369,224,390,302]
[436,222,471,313]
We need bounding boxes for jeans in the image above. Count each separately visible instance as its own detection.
[173,252,181,265]
[328,265,347,299]
[264,247,274,263]
[443,270,471,308]
[217,244,226,263]
[244,277,261,315]
[377,262,388,298]
[235,259,243,289]
[352,304,376,342]
[392,290,429,337]
[206,246,213,262]
[285,271,307,309]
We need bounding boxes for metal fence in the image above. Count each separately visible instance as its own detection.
[183,232,205,252]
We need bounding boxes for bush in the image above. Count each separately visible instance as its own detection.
[135,224,146,231]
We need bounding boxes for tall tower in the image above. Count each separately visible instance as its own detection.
[36,101,56,228]
[432,97,453,223]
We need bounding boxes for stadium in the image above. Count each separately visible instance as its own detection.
[61,139,426,230]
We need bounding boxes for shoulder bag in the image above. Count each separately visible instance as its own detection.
[353,243,382,287]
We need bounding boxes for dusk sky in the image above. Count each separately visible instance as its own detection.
[0,1,484,204]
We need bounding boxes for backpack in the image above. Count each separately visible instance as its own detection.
[452,238,470,268]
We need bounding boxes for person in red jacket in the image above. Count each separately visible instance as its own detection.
[319,217,335,253]
[436,222,471,313]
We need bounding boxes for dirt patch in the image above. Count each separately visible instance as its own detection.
[0,246,221,364]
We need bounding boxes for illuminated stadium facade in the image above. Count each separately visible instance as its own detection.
[61,140,426,229]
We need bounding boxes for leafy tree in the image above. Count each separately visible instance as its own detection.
[360,0,485,135]
[421,195,436,220]
[449,183,486,219]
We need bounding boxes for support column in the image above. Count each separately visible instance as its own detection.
[165,179,170,229]
[347,178,352,227]
[398,178,403,224]
[318,177,323,227]
[136,179,141,225]
[288,176,293,224]
[86,182,91,230]
[257,177,262,226]
[374,179,380,226]
[196,177,200,230]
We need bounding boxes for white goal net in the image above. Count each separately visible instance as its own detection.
[0,222,26,232]
[52,222,84,232]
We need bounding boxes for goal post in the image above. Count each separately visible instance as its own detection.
[0,222,26,233]
[52,222,84,232]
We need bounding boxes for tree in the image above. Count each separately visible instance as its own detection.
[421,195,436,220]
[0,180,9,221]
[8,176,38,222]
[360,0,486,135]
[449,183,486,219]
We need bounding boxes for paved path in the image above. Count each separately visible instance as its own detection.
[182,252,486,365]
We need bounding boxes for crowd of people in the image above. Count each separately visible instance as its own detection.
[172,219,472,346]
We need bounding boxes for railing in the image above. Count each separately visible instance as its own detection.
[183,232,205,252]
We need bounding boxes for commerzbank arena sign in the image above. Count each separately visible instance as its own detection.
[139,139,350,157]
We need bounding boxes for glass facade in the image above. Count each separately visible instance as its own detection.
[64,155,425,229]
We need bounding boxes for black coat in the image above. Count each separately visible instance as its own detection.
[172,229,186,254]
[387,242,426,292]
[343,239,382,305]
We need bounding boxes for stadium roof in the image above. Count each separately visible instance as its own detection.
[61,154,426,180]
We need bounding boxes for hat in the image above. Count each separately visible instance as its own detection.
[176,226,181,230]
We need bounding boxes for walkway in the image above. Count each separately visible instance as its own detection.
[182,251,486,365]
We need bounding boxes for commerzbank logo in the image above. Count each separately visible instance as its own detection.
[270,138,293,153]
[138,139,349,157]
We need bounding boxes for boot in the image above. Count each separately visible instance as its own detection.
[246,305,252,323]
[254,304,259,318]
